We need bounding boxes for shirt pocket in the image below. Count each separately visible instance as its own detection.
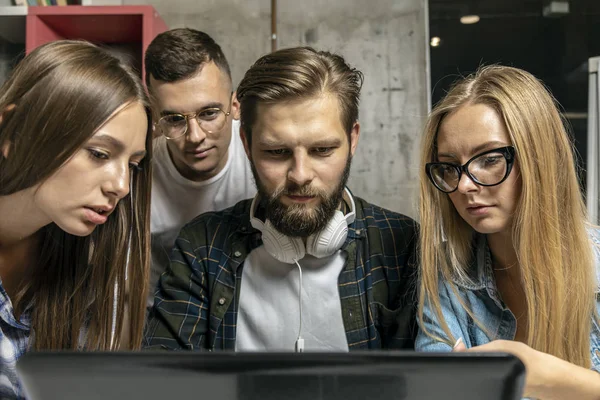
[369,301,414,348]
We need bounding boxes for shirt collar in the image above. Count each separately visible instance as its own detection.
[0,281,31,330]
[450,233,492,292]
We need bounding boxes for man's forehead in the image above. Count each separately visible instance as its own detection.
[253,121,348,149]
[149,68,232,112]
[253,95,345,130]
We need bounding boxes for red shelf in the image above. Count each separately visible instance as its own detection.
[25,5,168,77]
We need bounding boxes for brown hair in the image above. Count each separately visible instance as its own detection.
[418,65,598,368]
[144,28,231,88]
[236,46,363,147]
[0,40,152,350]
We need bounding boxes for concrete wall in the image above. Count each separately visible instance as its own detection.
[126,0,429,217]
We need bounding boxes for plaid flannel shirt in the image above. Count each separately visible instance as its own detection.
[0,283,30,399]
[144,193,419,351]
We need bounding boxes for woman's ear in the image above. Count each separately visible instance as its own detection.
[0,104,16,158]
[0,104,16,125]
[1,141,10,158]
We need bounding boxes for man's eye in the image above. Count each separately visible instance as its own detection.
[314,147,334,155]
[198,109,220,120]
[163,115,185,124]
[266,149,288,156]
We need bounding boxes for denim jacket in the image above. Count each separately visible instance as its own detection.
[415,230,600,373]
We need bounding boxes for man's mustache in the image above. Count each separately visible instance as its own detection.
[271,185,327,200]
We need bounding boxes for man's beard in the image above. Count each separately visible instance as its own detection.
[251,156,352,238]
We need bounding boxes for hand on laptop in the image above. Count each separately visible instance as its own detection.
[454,339,600,400]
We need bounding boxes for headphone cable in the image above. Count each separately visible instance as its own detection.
[293,259,304,352]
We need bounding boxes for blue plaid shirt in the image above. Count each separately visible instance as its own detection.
[0,282,30,399]
[144,194,419,351]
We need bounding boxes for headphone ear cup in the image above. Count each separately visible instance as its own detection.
[262,220,305,264]
[306,210,348,258]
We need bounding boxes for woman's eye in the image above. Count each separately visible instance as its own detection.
[483,156,501,166]
[88,149,108,160]
[129,163,143,171]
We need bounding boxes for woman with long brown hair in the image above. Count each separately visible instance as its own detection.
[416,65,600,399]
[0,40,152,398]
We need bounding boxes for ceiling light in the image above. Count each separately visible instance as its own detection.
[430,37,441,47]
[543,1,569,17]
[460,15,480,24]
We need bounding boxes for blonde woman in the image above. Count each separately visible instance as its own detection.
[0,41,152,398]
[416,65,600,399]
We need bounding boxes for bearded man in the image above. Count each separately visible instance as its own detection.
[144,47,419,352]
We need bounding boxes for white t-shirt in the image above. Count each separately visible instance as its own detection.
[149,120,256,305]
[235,246,349,352]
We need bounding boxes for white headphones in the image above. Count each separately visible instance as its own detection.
[249,187,356,264]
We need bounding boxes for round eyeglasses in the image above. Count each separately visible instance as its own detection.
[157,104,231,140]
[425,146,516,193]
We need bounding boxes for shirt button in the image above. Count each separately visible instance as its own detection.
[218,297,226,305]
[234,251,242,258]
[241,226,247,232]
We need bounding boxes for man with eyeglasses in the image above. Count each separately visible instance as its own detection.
[144,28,255,306]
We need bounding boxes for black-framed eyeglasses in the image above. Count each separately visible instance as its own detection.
[157,99,232,140]
[426,146,516,193]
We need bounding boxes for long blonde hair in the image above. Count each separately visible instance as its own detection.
[418,65,598,368]
[0,40,151,350]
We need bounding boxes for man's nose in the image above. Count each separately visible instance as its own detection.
[287,152,314,187]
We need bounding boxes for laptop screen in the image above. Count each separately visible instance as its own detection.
[17,351,525,400]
